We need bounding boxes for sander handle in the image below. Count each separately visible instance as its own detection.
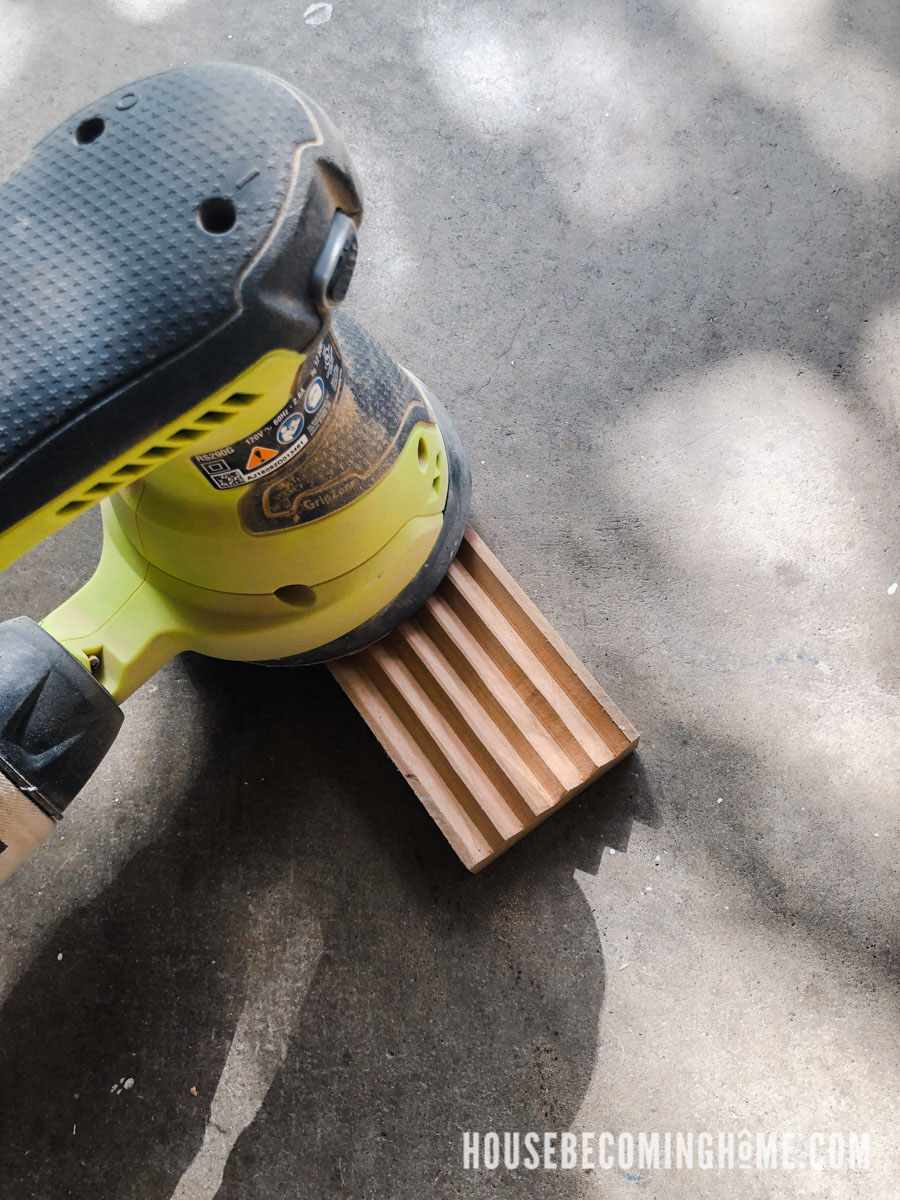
[0,618,123,883]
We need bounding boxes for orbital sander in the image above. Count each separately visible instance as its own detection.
[0,64,637,882]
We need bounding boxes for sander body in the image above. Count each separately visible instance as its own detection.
[0,64,470,879]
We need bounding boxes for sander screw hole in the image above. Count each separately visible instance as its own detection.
[198,196,236,234]
[75,117,105,145]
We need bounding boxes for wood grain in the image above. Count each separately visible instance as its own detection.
[329,527,639,871]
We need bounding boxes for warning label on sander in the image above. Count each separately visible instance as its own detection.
[192,333,342,490]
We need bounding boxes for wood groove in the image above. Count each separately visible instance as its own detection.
[340,661,500,866]
[330,527,639,871]
[367,645,522,842]
[393,621,549,819]
[355,653,505,857]
[443,560,610,770]
[455,537,634,754]
[416,600,567,799]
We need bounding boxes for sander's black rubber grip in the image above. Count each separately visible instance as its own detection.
[0,63,362,536]
[0,617,123,818]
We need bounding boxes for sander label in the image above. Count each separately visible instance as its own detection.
[191,334,342,490]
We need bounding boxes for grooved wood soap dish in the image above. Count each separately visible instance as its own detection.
[329,528,639,871]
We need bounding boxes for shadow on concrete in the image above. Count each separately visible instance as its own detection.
[0,655,658,1200]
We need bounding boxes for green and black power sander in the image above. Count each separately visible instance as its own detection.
[0,63,471,881]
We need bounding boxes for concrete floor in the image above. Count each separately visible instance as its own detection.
[0,1,898,1197]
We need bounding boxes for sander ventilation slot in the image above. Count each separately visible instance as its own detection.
[53,391,260,518]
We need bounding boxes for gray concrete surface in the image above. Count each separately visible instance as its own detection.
[0,1,898,1197]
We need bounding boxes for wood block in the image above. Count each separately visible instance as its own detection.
[328,528,639,871]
